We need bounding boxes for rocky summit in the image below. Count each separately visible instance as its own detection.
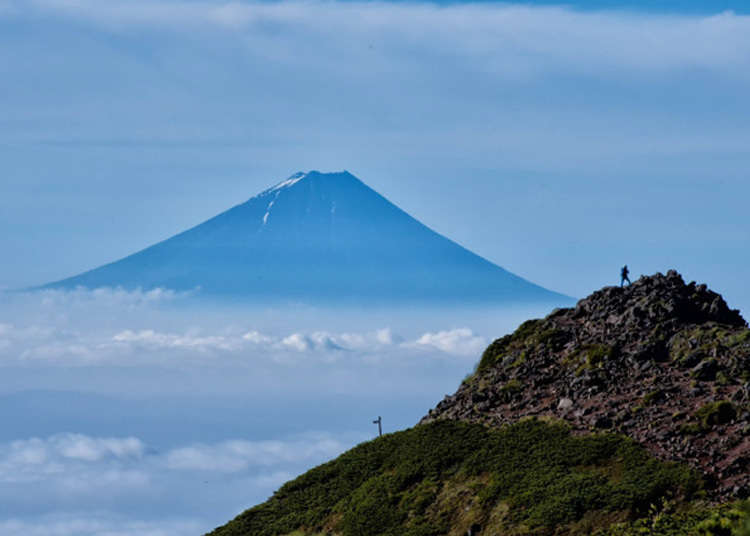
[423,270,750,500]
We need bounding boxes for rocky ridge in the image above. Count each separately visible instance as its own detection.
[422,270,750,500]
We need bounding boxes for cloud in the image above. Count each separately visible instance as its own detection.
[109,327,395,356]
[0,434,145,484]
[0,322,100,364]
[0,431,358,478]
[0,516,203,536]
[0,312,487,366]
[0,288,541,409]
[35,287,192,309]
[375,328,395,345]
[408,328,486,356]
[0,429,360,530]
[6,0,750,79]
[165,435,348,472]
[112,329,240,352]
[0,292,433,364]
[0,292,536,531]
[279,332,344,352]
[106,325,480,358]
[242,330,273,345]
[54,435,144,462]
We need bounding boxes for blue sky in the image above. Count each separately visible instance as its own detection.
[2,0,750,310]
[472,0,750,11]
[1,1,750,534]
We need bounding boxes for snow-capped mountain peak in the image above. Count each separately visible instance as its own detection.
[43,170,568,305]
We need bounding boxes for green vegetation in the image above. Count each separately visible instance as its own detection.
[666,324,750,384]
[599,501,750,536]
[513,319,545,342]
[729,330,750,347]
[643,389,665,406]
[680,401,737,435]
[562,344,616,376]
[669,325,750,367]
[680,422,703,435]
[579,344,615,369]
[477,319,571,373]
[695,401,737,428]
[498,378,523,401]
[209,420,701,536]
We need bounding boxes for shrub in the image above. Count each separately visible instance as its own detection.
[208,420,701,536]
[600,503,750,536]
[696,401,736,428]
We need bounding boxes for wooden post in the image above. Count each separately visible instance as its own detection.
[373,416,382,437]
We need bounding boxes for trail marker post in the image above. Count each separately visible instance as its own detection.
[373,416,382,437]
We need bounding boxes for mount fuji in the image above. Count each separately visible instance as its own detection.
[43,171,568,304]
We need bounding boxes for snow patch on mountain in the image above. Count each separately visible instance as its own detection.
[269,172,307,193]
[262,194,279,226]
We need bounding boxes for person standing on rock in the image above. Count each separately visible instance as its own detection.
[621,265,631,287]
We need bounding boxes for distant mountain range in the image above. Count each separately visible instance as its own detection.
[43,170,569,304]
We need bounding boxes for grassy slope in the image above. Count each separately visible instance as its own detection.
[208,419,705,536]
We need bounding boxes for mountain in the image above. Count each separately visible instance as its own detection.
[208,271,750,536]
[424,270,750,499]
[42,170,568,304]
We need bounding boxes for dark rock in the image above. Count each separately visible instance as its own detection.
[471,392,487,403]
[420,271,750,501]
[692,359,718,381]
[681,351,704,368]
[592,416,613,429]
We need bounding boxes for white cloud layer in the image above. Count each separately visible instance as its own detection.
[0,431,352,480]
[0,322,483,363]
[112,329,241,352]
[165,434,348,472]
[0,434,147,487]
[35,287,191,309]
[0,290,542,533]
[0,290,491,366]
[409,328,486,356]
[0,430,363,532]
[6,0,750,79]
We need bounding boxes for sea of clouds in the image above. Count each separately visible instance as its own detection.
[0,428,361,535]
[0,287,541,534]
[0,288,490,367]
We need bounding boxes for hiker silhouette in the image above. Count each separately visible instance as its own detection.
[621,265,631,287]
